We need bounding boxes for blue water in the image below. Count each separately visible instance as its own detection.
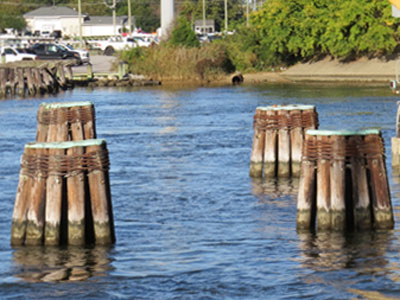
[0,84,400,299]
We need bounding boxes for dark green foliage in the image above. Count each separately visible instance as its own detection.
[250,0,400,65]
[169,17,200,48]
[117,0,159,32]
[0,14,26,31]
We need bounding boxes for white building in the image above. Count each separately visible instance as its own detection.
[24,6,135,37]
[82,16,135,37]
[194,20,215,35]
[24,6,83,37]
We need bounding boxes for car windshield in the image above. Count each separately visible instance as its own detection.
[57,44,68,51]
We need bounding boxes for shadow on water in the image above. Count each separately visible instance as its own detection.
[11,246,114,282]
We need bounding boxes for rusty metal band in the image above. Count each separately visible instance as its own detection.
[302,137,385,161]
[20,149,109,178]
[37,106,94,125]
[253,110,318,130]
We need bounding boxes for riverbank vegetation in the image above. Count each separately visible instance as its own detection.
[119,0,400,81]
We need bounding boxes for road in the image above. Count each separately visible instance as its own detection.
[72,55,117,74]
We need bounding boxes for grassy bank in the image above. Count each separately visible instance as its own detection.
[118,42,240,82]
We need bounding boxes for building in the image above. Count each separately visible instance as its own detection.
[24,6,84,37]
[82,16,135,37]
[194,20,215,35]
[24,6,135,37]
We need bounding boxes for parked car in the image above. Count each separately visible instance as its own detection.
[30,43,81,63]
[0,47,37,63]
[89,36,137,56]
[56,43,90,64]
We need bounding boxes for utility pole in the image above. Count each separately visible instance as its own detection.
[224,0,228,33]
[127,0,132,35]
[113,0,116,35]
[78,0,83,46]
[202,0,206,36]
[246,0,249,27]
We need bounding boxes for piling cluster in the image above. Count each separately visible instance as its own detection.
[11,102,115,246]
[0,64,73,98]
[250,105,318,178]
[250,103,395,233]
[296,130,394,231]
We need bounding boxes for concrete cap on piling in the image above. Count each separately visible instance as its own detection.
[40,101,94,109]
[306,129,381,136]
[256,104,315,111]
[25,139,106,149]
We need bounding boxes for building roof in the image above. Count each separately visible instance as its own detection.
[194,20,215,27]
[24,6,80,18]
[83,16,135,26]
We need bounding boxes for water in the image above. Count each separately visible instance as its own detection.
[0,84,399,299]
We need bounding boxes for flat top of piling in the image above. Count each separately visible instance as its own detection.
[306,129,380,136]
[256,104,315,111]
[26,139,106,149]
[40,101,93,109]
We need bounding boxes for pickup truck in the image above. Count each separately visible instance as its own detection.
[89,37,137,56]
[0,47,37,63]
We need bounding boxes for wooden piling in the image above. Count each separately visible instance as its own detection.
[277,109,291,178]
[25,68,36,96]
[11,148,34,246]
[296,134,316,231]
[316,135,331,231]
[0,68,6,98]
[16,68,25,97]
[250,105,318,178]
[349,136,372,230]
[36,102,96,142]
[250,108,266,177]
[264,109,278,177]
[365,133,394,229]
[330,135,346,230]
[87,141,115,245]
[66,144,86,245]
[11,139,114,246]
[290,109,303,177]
[25,147,47,246]
[297,129,394,232]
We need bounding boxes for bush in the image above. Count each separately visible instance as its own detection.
[169,17,200,48]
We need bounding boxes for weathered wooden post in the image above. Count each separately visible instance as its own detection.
[0,68,6,98]
[36,102,96,142]
[16,67,25,97]
[87,63,93,80]
[11,139,115,246]
[250,105,318,178]
[297,129,394,232]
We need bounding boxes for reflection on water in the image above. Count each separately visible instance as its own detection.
[251,177,299,201]
[12,246,113,282]
[297,231,392,273]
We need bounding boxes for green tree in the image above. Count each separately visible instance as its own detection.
[0,14,26,31]
[117,0,159,32]
[169,16,199,47]
[250,0,400,65]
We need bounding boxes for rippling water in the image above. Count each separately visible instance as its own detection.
[0,84,400,299]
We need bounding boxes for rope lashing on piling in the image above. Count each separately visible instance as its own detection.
[253,110,319,130]
[302,136,385,161]
[20,149,109,178]
[37,106,94,125]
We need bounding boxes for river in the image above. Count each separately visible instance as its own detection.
[0,83,399,299]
